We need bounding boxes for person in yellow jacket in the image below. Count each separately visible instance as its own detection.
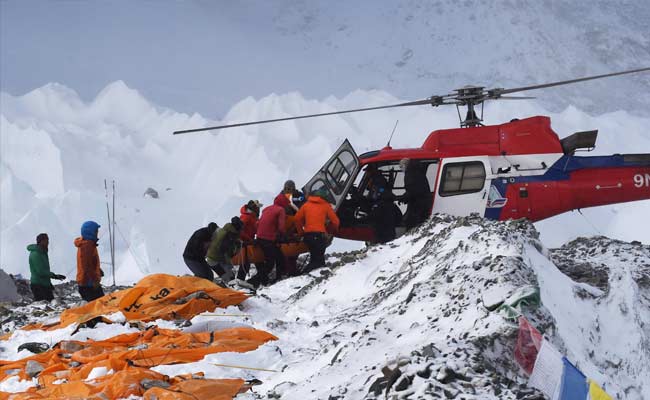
[294,189,340,273]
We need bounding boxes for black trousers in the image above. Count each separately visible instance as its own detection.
[404,196,432,230]
[248,239,285,286]
[79,286,105,302]
[30,284,54,301]
[184,256,215,281]
[303,232,327,272]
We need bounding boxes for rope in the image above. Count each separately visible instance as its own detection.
[202,313,252,317]
[211,363,278,372]
[114,221,147,270]
[576,209,603,235]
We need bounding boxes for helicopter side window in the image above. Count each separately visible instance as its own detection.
[439,161,486,197]
[326,150,355,195]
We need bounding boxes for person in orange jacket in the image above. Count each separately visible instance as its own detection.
[294,188,340,272]
[74,220,104,302]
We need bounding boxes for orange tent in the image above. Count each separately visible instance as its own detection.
[1,327,277,383]
[1,369,247,400]
[17,274,249,331]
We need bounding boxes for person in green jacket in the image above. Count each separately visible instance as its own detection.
[205,217,243,285]
[27,233,66,301]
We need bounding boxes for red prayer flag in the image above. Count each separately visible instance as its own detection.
[514,316,543,375]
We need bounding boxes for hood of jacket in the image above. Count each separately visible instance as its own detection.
[27,244,45,253]
[81,221,100,241]
[307,195,329,205]
[273,194,290,208]
[74,237,97,248]
[222,223,240,235]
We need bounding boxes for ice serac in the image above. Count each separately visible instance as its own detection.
[238,215,648,399]
[1,81,650,281]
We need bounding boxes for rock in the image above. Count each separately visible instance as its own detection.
[17,342,50,354]
[0,268,20,302]
[143,187,159,198]
[25,360,44,377]
[141,379,170,390]
[394,375,412,391]
[60,341,84,353]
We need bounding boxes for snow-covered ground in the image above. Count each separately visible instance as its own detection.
[2,83,650,283]
[2,216,648,399]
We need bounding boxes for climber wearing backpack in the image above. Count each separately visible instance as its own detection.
[205,217,243,286]
[295,188,340,273]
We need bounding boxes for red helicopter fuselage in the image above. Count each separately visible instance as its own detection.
[302,116,650,242]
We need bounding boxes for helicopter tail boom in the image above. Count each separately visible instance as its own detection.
[495,154,650,221]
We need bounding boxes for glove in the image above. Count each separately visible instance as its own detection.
[52,274,66,280]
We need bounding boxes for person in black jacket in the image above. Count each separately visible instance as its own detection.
[183,222,218,280]
[399,158,432,229]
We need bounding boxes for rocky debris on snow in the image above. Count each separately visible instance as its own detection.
[0,268,20,302]
[24,360,44,378]
[143,187,159,198]
[16,342,50,354]
[1,278,130,333]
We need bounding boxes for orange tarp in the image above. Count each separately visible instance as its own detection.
[1,368,246,400]
[143,378,245,400]
[232,241,309,265]
[18,274,249,331]
[1,327,277,383]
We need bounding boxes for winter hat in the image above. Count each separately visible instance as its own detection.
[81,221,101,241]
[230,216,243,231]
[246,200,262,214]
[273,193,290,208]
[313,188,332,202]
[207,222,218,233]
[283,180,296,192]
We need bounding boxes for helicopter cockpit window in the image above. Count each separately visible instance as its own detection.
[439,161,486,197]
[326,150,355,195]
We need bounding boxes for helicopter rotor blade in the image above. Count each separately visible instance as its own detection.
[493,67,650,96]
[172,98,438,135]
[494,96,537,100]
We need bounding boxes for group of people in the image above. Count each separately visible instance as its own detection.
[27,159,430,300]
[27,221,105,302]
[182,180,340,289]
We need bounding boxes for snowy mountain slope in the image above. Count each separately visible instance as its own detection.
[1,82,650,282]
[174,216,645,399]
[1,216,648,399]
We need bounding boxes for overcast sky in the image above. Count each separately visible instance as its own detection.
[2,1,650,118]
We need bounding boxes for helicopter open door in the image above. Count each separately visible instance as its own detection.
[302,139,361,210]
[433,157,491,217]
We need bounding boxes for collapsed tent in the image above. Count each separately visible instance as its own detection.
[1,369,249,400]
[16,274,249,331]
[0,274,277,400]
[0,326,276,399]
[0,326,277,381]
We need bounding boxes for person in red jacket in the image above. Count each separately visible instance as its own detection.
[295,188,340,273]
[236,200,262,280]
[249,194,289,287]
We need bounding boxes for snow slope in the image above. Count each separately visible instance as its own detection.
[3,216,647,399]
[1,82,650,282]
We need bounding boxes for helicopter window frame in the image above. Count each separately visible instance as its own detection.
[439,161,486,197]
[326,150,355,195]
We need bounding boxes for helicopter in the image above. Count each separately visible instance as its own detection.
[175,67,650,246]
